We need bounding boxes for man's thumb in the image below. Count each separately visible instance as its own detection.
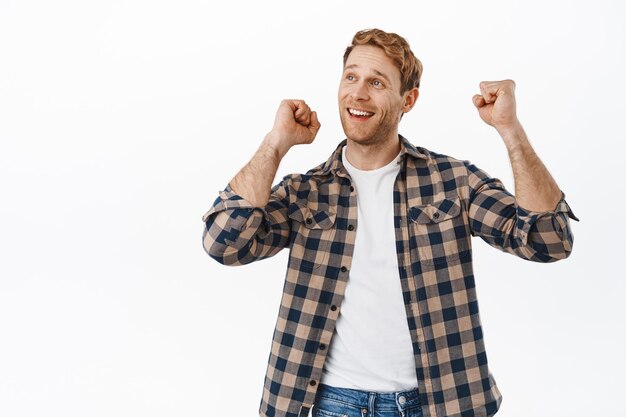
[310,111,321,132]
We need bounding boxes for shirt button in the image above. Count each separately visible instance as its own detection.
[310,380,317,386]
[433,212,440,219]
[319,343,326,350]
[330,305,337,311]
[306,218,313,225]
[341,266,348,272]
[350,186,355,192]
[398,395,406,405]
[348,225,354,231]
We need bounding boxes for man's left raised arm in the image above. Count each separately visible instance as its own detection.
[468,79,580,262]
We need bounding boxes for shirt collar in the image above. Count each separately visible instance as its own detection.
[309,134,429,178]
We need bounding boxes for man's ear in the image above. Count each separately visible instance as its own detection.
[402,87,419,113]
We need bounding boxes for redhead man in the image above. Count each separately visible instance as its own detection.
[202,28,578,417]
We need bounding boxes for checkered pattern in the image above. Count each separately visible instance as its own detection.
[202,135,579,417]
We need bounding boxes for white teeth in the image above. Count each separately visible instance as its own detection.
[349,108,373,117]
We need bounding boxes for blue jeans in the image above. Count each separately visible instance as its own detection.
[312,383,423,417]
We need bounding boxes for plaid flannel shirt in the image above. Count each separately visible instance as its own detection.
[201,135,578,417]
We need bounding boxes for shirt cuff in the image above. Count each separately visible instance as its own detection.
[201,184,272,239]
[515,191,579,245]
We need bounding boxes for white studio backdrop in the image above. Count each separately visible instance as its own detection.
[1,0,624,416]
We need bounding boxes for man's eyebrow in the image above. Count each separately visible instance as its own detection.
[343,64,391,84]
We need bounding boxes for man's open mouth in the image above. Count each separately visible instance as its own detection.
[348,108,375,119]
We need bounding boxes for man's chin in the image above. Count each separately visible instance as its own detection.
[345,133,378,145]
[341,121,387,145]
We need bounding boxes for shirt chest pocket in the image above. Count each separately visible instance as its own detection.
[287,202,337,272]
[409,196,470,266]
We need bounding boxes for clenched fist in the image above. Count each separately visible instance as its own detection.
[266,99,321,157]
[472,80,520,133]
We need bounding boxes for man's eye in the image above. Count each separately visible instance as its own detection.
[346,75,355,81]
[372,80,382,87]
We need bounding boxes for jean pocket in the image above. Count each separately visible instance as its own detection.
[313,396,359,417]
[314,409,349,417]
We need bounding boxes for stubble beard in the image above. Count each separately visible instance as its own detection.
[341,111,400,149]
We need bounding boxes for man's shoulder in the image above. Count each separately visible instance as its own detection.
[275,140,475,188]
[271,161,332,193]
[407,142,471,171]
[279,145,341,184]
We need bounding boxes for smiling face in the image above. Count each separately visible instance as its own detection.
[338,44,418,147]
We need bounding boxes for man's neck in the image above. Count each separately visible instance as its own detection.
[344,134,402,171]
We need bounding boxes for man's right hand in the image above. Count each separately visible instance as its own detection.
[266,99,321,157]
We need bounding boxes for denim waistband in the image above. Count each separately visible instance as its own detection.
[314,383,421,412]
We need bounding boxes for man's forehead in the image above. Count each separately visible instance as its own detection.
[343,46,397,74]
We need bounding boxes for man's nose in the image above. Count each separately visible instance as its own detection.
[350,81,369,101]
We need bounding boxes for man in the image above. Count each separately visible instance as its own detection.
[202,28,578,417]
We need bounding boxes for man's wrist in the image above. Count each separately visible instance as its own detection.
[263,131,291,160]
[496,120,526,149]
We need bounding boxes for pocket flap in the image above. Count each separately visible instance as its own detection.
[288,202,336,229]
[409,197,462,224]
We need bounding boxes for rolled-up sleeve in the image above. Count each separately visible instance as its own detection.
[201,179,291,266]
[465,161,579,262]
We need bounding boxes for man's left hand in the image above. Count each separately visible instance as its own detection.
[472,79,520,133]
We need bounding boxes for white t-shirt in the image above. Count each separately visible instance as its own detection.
[319,145,419,391]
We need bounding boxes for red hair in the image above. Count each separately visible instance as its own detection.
[343,28,423,93]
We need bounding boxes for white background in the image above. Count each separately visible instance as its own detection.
[1,0,625,416]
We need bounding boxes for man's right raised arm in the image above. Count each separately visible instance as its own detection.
[201,100,321,266]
